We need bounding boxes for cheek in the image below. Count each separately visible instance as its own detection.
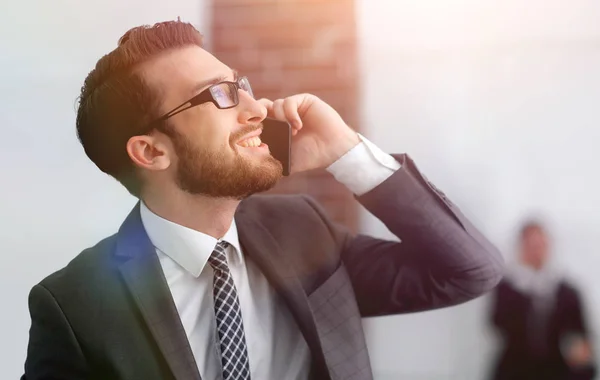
[179,107,232,147]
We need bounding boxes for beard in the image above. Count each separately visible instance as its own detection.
[167,125,283,200]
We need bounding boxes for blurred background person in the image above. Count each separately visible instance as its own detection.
[488,221,596,380]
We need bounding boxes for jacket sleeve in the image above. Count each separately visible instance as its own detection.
[564,284,597,379]
[22,284,89,379]
[304,153,505,317]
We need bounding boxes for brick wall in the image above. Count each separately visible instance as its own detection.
[212,0,360,232]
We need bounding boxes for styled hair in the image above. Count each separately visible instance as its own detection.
[75,20,203,196]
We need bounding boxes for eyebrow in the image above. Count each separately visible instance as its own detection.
[188,69,239,97]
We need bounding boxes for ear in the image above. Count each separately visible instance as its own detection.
[126,134,171,171]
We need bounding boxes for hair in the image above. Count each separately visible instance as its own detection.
[519,219,546,240]
[75,20,204,197]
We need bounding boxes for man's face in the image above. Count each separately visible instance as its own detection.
[139,45,282,199]
[521,228,549,270]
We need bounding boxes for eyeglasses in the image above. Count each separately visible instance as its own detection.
[142,76,254,132]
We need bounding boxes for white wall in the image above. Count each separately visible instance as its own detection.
[0,1,209,378]
[356,1,600,379]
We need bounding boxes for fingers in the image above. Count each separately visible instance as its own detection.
[257,98,273,114]
[258,95,305,136]
[282,97,303,129]
[257,97,286,121]
[272,99,286,121]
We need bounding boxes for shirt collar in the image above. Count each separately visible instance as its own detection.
[505,261,562,298]
[139,201,243,277]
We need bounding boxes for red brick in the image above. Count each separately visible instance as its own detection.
[217,0,343,5]
[244,67,355,94]
[212,0,359,231]
[218,44,357,80]
[213,24,355,50]
[213,1,354,29]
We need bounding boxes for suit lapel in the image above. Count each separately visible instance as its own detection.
[235,205,330,379]
[115,204,201,380]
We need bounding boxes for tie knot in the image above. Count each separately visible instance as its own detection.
[208,241,230,272]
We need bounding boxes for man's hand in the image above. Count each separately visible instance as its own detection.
[566,337,593,368]
[259,94,360,174]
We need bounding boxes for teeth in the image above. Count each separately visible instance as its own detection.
[238,136,262,147]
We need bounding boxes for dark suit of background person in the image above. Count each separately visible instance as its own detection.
[22,21,504,380]
[489,222,596,380]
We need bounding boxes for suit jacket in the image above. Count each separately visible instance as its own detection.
[22,154,504,380]
[490,278,596,380]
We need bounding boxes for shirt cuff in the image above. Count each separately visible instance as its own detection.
[326,133,401,196]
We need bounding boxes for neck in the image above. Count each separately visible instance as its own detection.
[519,257,544,272]
[141,186,241,239]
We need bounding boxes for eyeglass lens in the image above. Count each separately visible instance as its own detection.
[209,77,254,109]
[210,84,237,108]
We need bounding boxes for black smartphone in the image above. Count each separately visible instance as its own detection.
[261,118,292,176]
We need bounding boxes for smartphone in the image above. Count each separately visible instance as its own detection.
[261,118,292,176]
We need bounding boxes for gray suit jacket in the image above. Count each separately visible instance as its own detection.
[22,154,504,380]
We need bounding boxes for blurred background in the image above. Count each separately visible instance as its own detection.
[2,0,600,378]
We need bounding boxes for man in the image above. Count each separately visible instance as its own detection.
[489,221,596,380]
[22,21,504,380]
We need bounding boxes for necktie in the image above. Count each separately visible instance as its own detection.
[208,241,251,380]
[528,294,553,358]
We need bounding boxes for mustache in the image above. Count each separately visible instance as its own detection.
[230,122,263,143]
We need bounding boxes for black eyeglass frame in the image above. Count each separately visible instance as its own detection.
[141,76,253,133]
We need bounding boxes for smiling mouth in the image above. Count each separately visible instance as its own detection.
[237,136,263,148]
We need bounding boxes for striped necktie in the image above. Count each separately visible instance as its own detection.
[208,241,251,380]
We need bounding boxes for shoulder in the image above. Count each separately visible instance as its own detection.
[239,193,313,212]
[558,279,583,300]
[238,193,327,223]
[238,192,350,250]
[36,234,119,296]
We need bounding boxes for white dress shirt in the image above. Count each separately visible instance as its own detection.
[140,134,400,380]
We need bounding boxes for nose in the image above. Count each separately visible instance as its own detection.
[236,89,267,125]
